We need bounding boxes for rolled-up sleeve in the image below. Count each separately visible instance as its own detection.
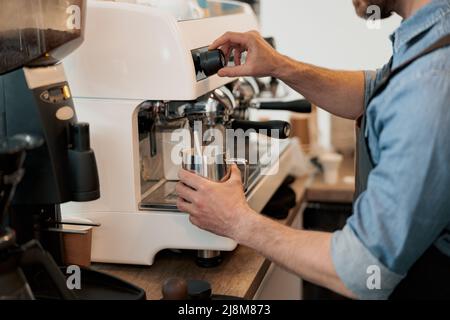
[332,225,404,300]
[363,63,391,108]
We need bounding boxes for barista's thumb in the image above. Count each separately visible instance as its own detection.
[229,164,243,183]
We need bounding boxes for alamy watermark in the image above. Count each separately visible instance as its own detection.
[66,265,82,290]
[66,4,82,30]
[366,265,381,290]
[168,121,283,176]
[366,5,382,30]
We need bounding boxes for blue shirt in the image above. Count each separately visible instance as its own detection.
[332,0,450,299]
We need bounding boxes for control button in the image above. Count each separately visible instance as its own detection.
[41,91,50,101]
[62,85,71,99]
[56,106,75,121]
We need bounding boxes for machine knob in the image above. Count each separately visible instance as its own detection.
[195,49,226,77]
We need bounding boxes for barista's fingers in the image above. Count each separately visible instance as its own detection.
[220,44,232,62]
[175,182,196,203]
[234,47,243,66]
[218,64,250,78]
[178,169,205,190]
[209,32,249,50]
[177,197,195,214]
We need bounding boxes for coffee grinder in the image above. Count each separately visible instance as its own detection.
[0,0,145,299]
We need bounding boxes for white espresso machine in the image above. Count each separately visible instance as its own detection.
[62,0,303,266]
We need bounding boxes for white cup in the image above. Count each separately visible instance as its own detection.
[319,152,343,185]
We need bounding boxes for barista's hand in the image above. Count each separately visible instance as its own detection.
[176,165,255,240]
[209,30,284,78]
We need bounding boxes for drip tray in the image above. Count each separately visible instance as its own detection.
[140,165,261,211]
[140,181,179,211]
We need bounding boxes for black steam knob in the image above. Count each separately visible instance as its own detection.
[194,49,226,77]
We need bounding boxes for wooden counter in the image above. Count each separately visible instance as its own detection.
[94,158,355,300]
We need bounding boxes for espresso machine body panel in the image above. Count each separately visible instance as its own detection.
[61,0,295,266]
[64,0,259,101]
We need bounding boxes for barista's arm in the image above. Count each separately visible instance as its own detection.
[235,209,358,299]
[176,167,357,299]
[210,31,365,120]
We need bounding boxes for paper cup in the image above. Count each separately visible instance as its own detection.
[320,152,343,185]
[62,218,93,268]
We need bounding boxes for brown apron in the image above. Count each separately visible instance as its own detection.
[355,34,450,299]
